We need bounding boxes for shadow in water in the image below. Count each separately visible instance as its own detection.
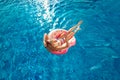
[114,57,120,74]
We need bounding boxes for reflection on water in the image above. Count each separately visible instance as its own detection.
[0,0,120,80]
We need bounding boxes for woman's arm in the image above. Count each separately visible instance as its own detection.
[54,36,69,50]
[55,43,69,50]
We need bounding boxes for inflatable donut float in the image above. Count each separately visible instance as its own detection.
[47,29,76,54]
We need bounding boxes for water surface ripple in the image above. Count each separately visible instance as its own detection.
[0,0,120,80]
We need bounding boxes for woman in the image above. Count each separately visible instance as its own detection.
[43,20,83,52]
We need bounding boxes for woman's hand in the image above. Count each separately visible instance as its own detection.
[43,33,48,47]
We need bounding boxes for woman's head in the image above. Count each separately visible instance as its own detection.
[47,39,60,47]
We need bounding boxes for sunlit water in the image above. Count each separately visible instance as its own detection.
[0,0,120,80]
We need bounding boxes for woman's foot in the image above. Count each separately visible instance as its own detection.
[77,20,83,25]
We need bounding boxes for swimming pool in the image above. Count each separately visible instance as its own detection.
[0,0,120,80]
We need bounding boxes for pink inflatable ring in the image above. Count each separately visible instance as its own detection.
[48,29,76,54]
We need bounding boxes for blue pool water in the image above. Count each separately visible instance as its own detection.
[0,0,120,80]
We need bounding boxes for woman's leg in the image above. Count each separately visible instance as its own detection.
[66,32,75,41]
[58,20,83,39]
[68,20,83,32]
[63,20,82,40]
[73,26,81,34]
